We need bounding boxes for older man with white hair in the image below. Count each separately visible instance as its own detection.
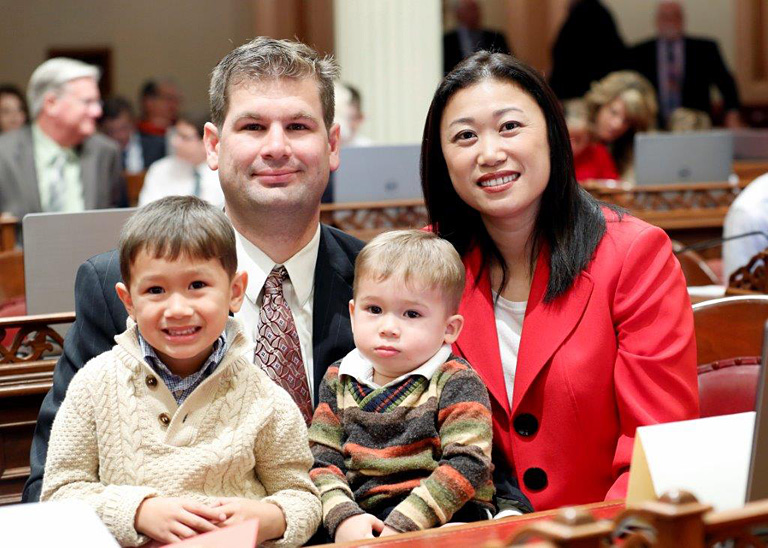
[0,57,124,227]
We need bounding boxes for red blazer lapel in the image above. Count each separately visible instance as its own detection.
[454,246,511,416]
[512,247,594,412]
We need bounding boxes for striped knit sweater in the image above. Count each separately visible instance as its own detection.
[308,353,495,537]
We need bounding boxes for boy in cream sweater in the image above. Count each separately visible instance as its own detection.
[41,196,320,547]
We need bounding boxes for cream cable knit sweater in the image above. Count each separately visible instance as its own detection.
[41,318,320,547]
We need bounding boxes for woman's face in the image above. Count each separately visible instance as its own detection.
[594,97,630,143]
[439,79,550,224]
[0,93,26,133]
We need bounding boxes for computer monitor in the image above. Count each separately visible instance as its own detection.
[22,208,135,314]
[634,131,734,186]
[333,145,423,203]
[732,129,768,160]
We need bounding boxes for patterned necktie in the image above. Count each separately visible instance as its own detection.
[47,153,67,212]
[254,266,313,423]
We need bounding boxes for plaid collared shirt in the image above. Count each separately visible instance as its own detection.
[137,330,228,406]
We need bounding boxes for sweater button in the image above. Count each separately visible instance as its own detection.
[158,413,171,427]
[513,413,539,436]
[145,375,158,388]
[523,468,548,491]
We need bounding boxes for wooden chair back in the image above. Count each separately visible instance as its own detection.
[0,249,24,303]
[124,170,147,207]
[0,312,74,505]
[672,240,720,286]
[0,213,18,252]
[693,295,768,417]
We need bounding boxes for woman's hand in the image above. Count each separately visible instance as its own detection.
[334,513,385,542]
[211,497,286,543]
[134,496,224,544]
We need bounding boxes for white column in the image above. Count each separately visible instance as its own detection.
[334,0,443,144]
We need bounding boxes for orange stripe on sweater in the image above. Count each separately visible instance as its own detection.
[345,437,440,459]
[437,401,491,423]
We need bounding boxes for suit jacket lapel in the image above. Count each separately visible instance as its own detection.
[512,246,594,412]
[79,138,98,208]
[455,246,511,416]
[16,127,41,212]
[311,225,356,399]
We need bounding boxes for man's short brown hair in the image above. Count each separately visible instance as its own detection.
[209,36,339,129]
[119,196,237,287]
[353,230,466,313]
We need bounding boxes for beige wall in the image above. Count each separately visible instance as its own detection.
[0,0,253,114]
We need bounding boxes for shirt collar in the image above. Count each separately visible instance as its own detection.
[236,223,321,306]
[338,344,453,389]
[32,122,77,163]
[136,329,228,380]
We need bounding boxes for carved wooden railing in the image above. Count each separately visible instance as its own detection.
[320,199,428,241]
[0,213,18,252]
[0,312,74,505]
[583,181,747,230]
[728,250,768,295]
[502,490,768,547]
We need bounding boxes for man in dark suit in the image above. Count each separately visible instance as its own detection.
[443,0,511,75]
[629,0,741,128]
[0,58,124,227]
[23,37,364,502]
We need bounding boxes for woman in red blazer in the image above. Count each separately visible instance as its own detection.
[420,52,698,512]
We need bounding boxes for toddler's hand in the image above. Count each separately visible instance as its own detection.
[135,496,223,544]
[380,525,400,537]
[335,513,385,542]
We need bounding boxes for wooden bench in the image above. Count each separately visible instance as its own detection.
[0,312,74,505]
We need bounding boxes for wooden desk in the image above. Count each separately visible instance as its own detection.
[734,160,768,185]
[321,500,624,547]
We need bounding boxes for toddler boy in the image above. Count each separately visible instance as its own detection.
[308,229,530,542]
[41,196,320,547]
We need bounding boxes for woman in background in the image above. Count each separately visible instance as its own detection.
[584,71,657,181]
[0,85,29,134]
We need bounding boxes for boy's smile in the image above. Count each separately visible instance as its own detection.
[116,251,246,377]
[349,276,463,383]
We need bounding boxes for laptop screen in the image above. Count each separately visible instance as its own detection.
[747,319,768,502]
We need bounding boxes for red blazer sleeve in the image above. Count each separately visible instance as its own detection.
[607,224,699,498]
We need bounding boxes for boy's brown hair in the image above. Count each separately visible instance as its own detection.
[353,229,466,313]
[118,196,237,287]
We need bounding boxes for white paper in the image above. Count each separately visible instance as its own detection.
[636,412,754,511]
[0,500,119,547]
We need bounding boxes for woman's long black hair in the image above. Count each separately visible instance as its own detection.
[421,51,613,302]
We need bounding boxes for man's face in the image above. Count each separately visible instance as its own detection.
[171,120,206,166]
[656,2,684,40]
[46,77,102,144]
[204,77,340,220]
[100,111,134,149]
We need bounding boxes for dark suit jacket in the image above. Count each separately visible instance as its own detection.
[138,132,167,169]
[629,36,740,119]
[443,28,511,75]
[23,224,364,502]
[0,126,124,221]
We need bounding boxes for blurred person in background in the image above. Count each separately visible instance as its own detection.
[138,111,223,207]
[630,0,741,128]
[135,78,183,165]
[0,84,29,133]
[563,99,618,183]
[443,0,511,74]
[0,58,123,223]
[334,82,373,147]
[584,71,658,181]
[99,96,163,174]
[549,0,626,100]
